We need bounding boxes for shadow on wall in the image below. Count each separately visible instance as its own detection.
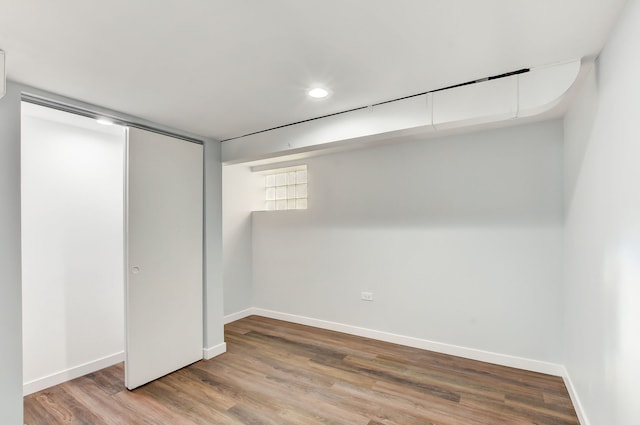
[563,62,601,210]
[260,121,564,228]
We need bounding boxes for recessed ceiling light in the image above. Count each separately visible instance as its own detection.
[96,118,113,126]
[308,87,329,99]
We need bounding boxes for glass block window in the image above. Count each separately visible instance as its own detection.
[264,165,307,211]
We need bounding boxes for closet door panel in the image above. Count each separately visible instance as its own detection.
[125,128,203,390]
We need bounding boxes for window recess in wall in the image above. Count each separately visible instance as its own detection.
[264,165,307,211]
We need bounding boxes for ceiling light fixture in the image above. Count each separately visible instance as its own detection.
[96,118,114,126]
[308,87,329,99]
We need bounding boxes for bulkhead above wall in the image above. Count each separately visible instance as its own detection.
[222,59,588,165]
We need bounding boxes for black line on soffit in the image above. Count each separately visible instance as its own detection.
[220,68,530,143]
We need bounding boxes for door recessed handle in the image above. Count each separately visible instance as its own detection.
[131,266,141,274]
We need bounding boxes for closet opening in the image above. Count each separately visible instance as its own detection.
[21,101,126,396]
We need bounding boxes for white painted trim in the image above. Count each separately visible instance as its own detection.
[23,351,124,396]
[203,342,227,360]
[250,308,565,377]
[562,367,590,425]
[224,307,255,324]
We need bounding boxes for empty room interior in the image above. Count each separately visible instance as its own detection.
[1,1,639,424]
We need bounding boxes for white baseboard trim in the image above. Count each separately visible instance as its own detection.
[562,367,590,425]
[239,308,565,377]
[203,342,227,360]
[23,351,124,396]
[224,307,255,324]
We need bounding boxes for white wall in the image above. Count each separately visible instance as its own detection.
[246,120,564,363]
[204,140,225,354]
[222,165,260,315]
[0,82,24,424]
[21,104,125,393]
[563,0,640,423]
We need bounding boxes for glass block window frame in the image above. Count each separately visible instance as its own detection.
[264,165,307,211]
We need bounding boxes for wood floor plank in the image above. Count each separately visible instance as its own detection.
[24,316,579,425]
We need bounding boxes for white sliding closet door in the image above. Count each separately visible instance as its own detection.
[125,127,203,390]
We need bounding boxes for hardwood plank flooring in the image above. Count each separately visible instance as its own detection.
[24,316,579,424]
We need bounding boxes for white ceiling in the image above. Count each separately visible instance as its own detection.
[0,0,626,141]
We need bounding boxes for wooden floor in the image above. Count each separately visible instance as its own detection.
[24,316,579,425]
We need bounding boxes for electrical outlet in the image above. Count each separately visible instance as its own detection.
[361,291,374,301]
